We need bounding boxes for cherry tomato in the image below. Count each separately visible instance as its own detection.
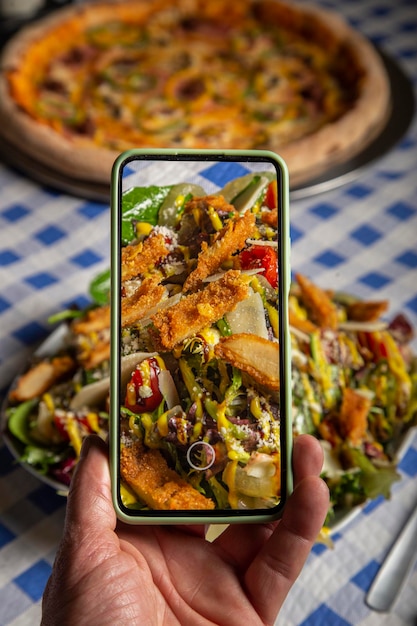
[239,245,278,288]
[53,411,91,441]
[264,180,278,210]
[358,332,388,361]
[125,357,163,413]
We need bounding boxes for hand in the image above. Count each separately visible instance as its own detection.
[41,434,329,626]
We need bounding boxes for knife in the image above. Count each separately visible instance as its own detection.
[366,503,417,612]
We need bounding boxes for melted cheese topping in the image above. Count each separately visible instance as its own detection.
[7,0,358,151]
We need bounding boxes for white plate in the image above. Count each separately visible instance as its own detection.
[1,325,73,495]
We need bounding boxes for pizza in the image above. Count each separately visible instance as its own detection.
[0,0,391,187]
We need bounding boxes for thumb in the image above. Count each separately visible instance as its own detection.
[65,435,117,538]
[42,436,117,622]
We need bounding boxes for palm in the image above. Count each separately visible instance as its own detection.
[103,525,270,625]
[115,523,279,625]
[42,435,328,626]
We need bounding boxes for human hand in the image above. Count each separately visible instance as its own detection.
[41,434,329,626]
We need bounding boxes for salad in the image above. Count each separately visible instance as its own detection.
[113,169,285,513]
[3,172,417,523]
[290,274,417,521]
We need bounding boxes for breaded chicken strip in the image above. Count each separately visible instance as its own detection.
[81,341,111,371]
[72,277,166,368]
[184,194,237,220]
[183,210,256,293]
[152,270,249,350]
[72,305,110,335]
[338,387,371,447]
[261,208,278,227]
[296,273,339,330]
[121,276,166,328]
[121,442,215,510]
[74,234,169,334]
[346,300,388,322]
[288,308,317,335]
[121,232,170,282]
[9,356,75,402]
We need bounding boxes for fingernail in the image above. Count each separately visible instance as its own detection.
[80,435,92,459]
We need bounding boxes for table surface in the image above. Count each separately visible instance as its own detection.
[1,0,417,624]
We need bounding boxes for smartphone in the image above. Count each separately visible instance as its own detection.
[110,148,292,524]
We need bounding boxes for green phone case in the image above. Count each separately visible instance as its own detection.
[110,148,292,524]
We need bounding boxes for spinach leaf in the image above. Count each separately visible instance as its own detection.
[121,185,172,244]
[89,268,111,306]
[7,399,38,445]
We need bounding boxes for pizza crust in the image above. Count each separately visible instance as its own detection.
[0,75,118,182]
[0,0,391,187]
[273,2,391,185]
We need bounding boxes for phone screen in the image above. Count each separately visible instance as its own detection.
[110,149,291,523]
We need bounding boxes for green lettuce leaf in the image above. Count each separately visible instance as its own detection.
[121,185,172,244]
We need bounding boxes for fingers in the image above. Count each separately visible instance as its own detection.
[42,436,117,618]
[292,433,324,485]
[212,434,325,569]
[244,474,329,625]
[64,435,117,538]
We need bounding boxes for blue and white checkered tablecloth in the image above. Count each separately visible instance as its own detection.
[1,0,417,624]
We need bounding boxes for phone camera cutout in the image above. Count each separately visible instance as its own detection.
[186,441,215,471]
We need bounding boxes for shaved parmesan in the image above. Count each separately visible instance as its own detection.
[226,289,269,339]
